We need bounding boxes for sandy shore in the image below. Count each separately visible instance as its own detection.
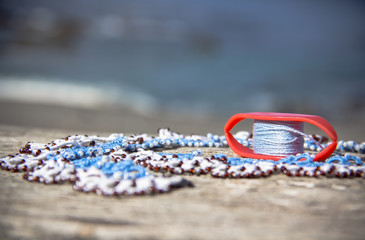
[0,99,229,135]
[0,99,363,141]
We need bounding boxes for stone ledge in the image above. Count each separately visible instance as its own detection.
[0,125,364,240]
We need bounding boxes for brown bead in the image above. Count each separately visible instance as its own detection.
[35,150,42,156]
[19,148,28,153]
[131,179,137,187]
[328,166,335,174]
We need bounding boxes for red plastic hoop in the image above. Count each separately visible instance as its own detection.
[224,112,338,161]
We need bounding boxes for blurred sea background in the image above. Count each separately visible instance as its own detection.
[0,0,364,138]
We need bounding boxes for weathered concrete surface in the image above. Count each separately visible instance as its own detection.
[0,125,364,240]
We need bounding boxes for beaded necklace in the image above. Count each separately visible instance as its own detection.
[1,128,364,196]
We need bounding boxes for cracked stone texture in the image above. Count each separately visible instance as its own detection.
[0,125,364,240]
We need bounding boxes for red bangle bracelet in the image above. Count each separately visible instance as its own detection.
[224,112,338,161]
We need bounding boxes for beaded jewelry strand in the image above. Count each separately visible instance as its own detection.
[1,128,364,196]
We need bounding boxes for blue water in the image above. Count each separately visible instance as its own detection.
[0,0,364,119]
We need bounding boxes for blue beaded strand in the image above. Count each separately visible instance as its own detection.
[11,130,363,181]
